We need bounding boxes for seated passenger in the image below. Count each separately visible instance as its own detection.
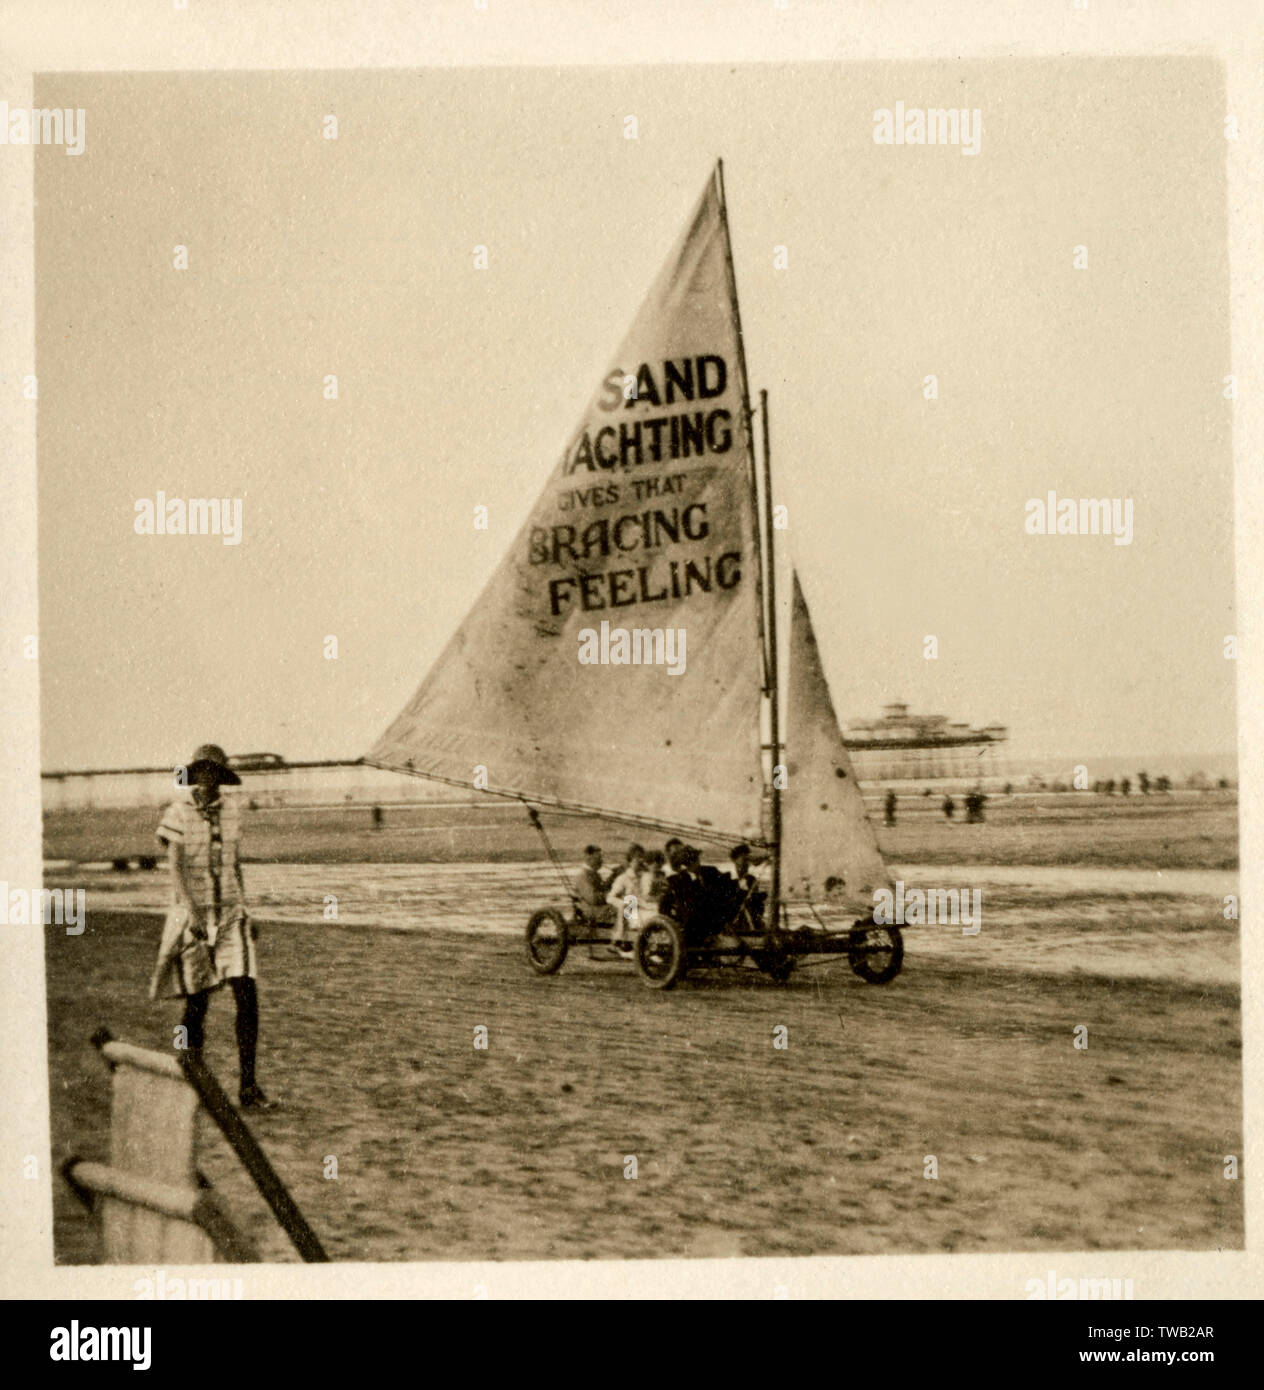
[639,850,669,912]
[658,845,704,929]
[726,843,755,891]
[726,843,766,931]
[698,852,741,932]
[659,846,736,944]
[605,843,646,955]
[573,845,616,926]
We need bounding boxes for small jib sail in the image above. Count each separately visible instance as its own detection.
[365,166,764,842]
[781,572,892,913]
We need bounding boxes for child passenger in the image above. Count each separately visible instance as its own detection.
[605,843,646,956]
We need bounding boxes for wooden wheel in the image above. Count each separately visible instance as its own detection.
[756,948,796,983]
[525,907,569,975]
[634,915,687,990]
[847,922,904,984]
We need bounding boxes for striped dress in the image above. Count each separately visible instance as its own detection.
[148,792,255,999]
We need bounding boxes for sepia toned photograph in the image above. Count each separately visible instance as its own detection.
[3,2,1260,1314]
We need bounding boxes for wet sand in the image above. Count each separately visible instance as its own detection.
[44,790,1239,870]
[52,859,1241,987]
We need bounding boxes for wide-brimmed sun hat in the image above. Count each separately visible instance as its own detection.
[181,743,241,787]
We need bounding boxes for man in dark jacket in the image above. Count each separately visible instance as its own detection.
[659,846,736,944]
[658,847,700,926]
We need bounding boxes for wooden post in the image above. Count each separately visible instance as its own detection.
[63,1159,259,1263]
[102,1037,210,1262]
[64,1031,258,1263]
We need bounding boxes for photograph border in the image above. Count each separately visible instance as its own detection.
[2,0,1260,1300]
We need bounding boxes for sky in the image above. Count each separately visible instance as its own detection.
[34,59,1236,771]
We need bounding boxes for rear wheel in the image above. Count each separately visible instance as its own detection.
[635,916,687,990]
[847,922,904,984]
[525,908,569,975]
[754,942,796,982]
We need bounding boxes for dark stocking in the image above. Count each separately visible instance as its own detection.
[181,991,209,1051]
[230,976,259,1092]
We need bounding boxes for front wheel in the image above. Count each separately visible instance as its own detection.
[526,908,569,975]
[635,915,687,990]
[847,922,904,984]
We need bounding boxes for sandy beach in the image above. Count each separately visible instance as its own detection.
[44,869,1242,1263]
[41,793,1243,1264]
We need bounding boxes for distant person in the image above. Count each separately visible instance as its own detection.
[573,845,616,927]
[884,790,897,826]
[664,837,687,875]
[150,744,273,1111]
[942,794,956,821]
[604,843,646,956]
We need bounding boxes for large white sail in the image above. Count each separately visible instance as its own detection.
[365,167,765,841]
[781,572,892,910]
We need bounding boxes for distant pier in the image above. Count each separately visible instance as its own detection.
[844,702,1009,783]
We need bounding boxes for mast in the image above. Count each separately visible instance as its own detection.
[760,387,782,929]
[715,159,780,928]
[715,159,770,701]
[717,157,784,928]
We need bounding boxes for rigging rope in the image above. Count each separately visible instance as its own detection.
[525,804,581,909]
